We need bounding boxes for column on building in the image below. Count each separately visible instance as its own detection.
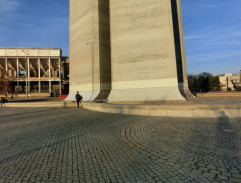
[38,58,41,93]
[27,57,30,93]
[5,57,8,78]
[59,58,62,95]
[49,58,51,94]
[17,58,19,93]
[226,77,229,91]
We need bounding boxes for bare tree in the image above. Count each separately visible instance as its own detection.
[188,72,221,93]
[0,67,10,94]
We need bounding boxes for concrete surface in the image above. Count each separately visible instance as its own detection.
[83,102,241,118]
[69,0,188,102]
[0,107,240,182]
[2,97,241,118]
[69,0,111,101]
[108,0,187,101]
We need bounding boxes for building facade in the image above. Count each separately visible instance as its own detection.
[69,0,188,102]
[219,73,241,91]
[0,48,64,97]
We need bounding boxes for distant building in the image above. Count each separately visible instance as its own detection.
[219,73,240,91]
[0,48,69,97]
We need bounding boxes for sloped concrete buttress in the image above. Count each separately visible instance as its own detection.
[107,0,186,101]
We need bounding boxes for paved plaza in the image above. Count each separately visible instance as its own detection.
[0,107,240,183]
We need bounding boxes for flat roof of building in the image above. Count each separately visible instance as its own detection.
[0,48,62,57]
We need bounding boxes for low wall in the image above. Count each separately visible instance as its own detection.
[4,102,63,108]
[82,102,241,118]
[196,92,241,97]
[2,101,241,118]
[0,93,50,98]
[3,101,80,108]
[18,93,50,97]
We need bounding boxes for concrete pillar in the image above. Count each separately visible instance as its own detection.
[107,0,186,102]
[49,58,51,78]
[38,58,41,93]
[226,77,229,91]
[17,58,19,93]
[59,58,62,95]
[49,58,51,95]
[27,58,30,93]
[176,0,188,90]
[17,58,19,78]
[49,81,52,94]
[39,81,41,94]
[27,58,30,79]
[38,58,41,79]
[69,0,111,101]
[25,57,27,96]
[5,58,8,78]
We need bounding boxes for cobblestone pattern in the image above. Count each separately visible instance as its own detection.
[0,107,240,182]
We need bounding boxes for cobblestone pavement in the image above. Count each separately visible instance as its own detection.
[0,107,241,183]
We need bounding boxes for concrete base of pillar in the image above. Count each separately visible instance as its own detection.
[107,87,186,102]
[178,82,189,91]
[66,90,110,102]
[65,90,100,101]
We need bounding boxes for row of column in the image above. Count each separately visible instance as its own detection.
[4,57,61,94]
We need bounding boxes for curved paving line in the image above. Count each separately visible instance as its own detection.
[120,118,241,182]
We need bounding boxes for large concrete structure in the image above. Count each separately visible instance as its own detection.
[69,0,188,102]
[69,0,111,101]
[0,48,64,96]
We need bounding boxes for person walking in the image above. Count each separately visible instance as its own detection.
[1,97,6,107]
[75,91,83,108]
[0,97,3,107]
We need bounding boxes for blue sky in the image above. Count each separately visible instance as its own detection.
[0,0,240,75]
[0,0,69,55]
[182,0,241,75]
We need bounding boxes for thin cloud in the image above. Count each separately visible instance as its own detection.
[184,35,201,40]
[215,41,241,46]
[16,23,35,27]
[183,4,222,8]
[182,2,225,9]
[0,0,22,13]
[39,17,69,24]
[232,31,241,37]
[187,52,241,63]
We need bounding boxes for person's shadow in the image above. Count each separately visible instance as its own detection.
[182,111,240,181]
[215,111,239,167]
